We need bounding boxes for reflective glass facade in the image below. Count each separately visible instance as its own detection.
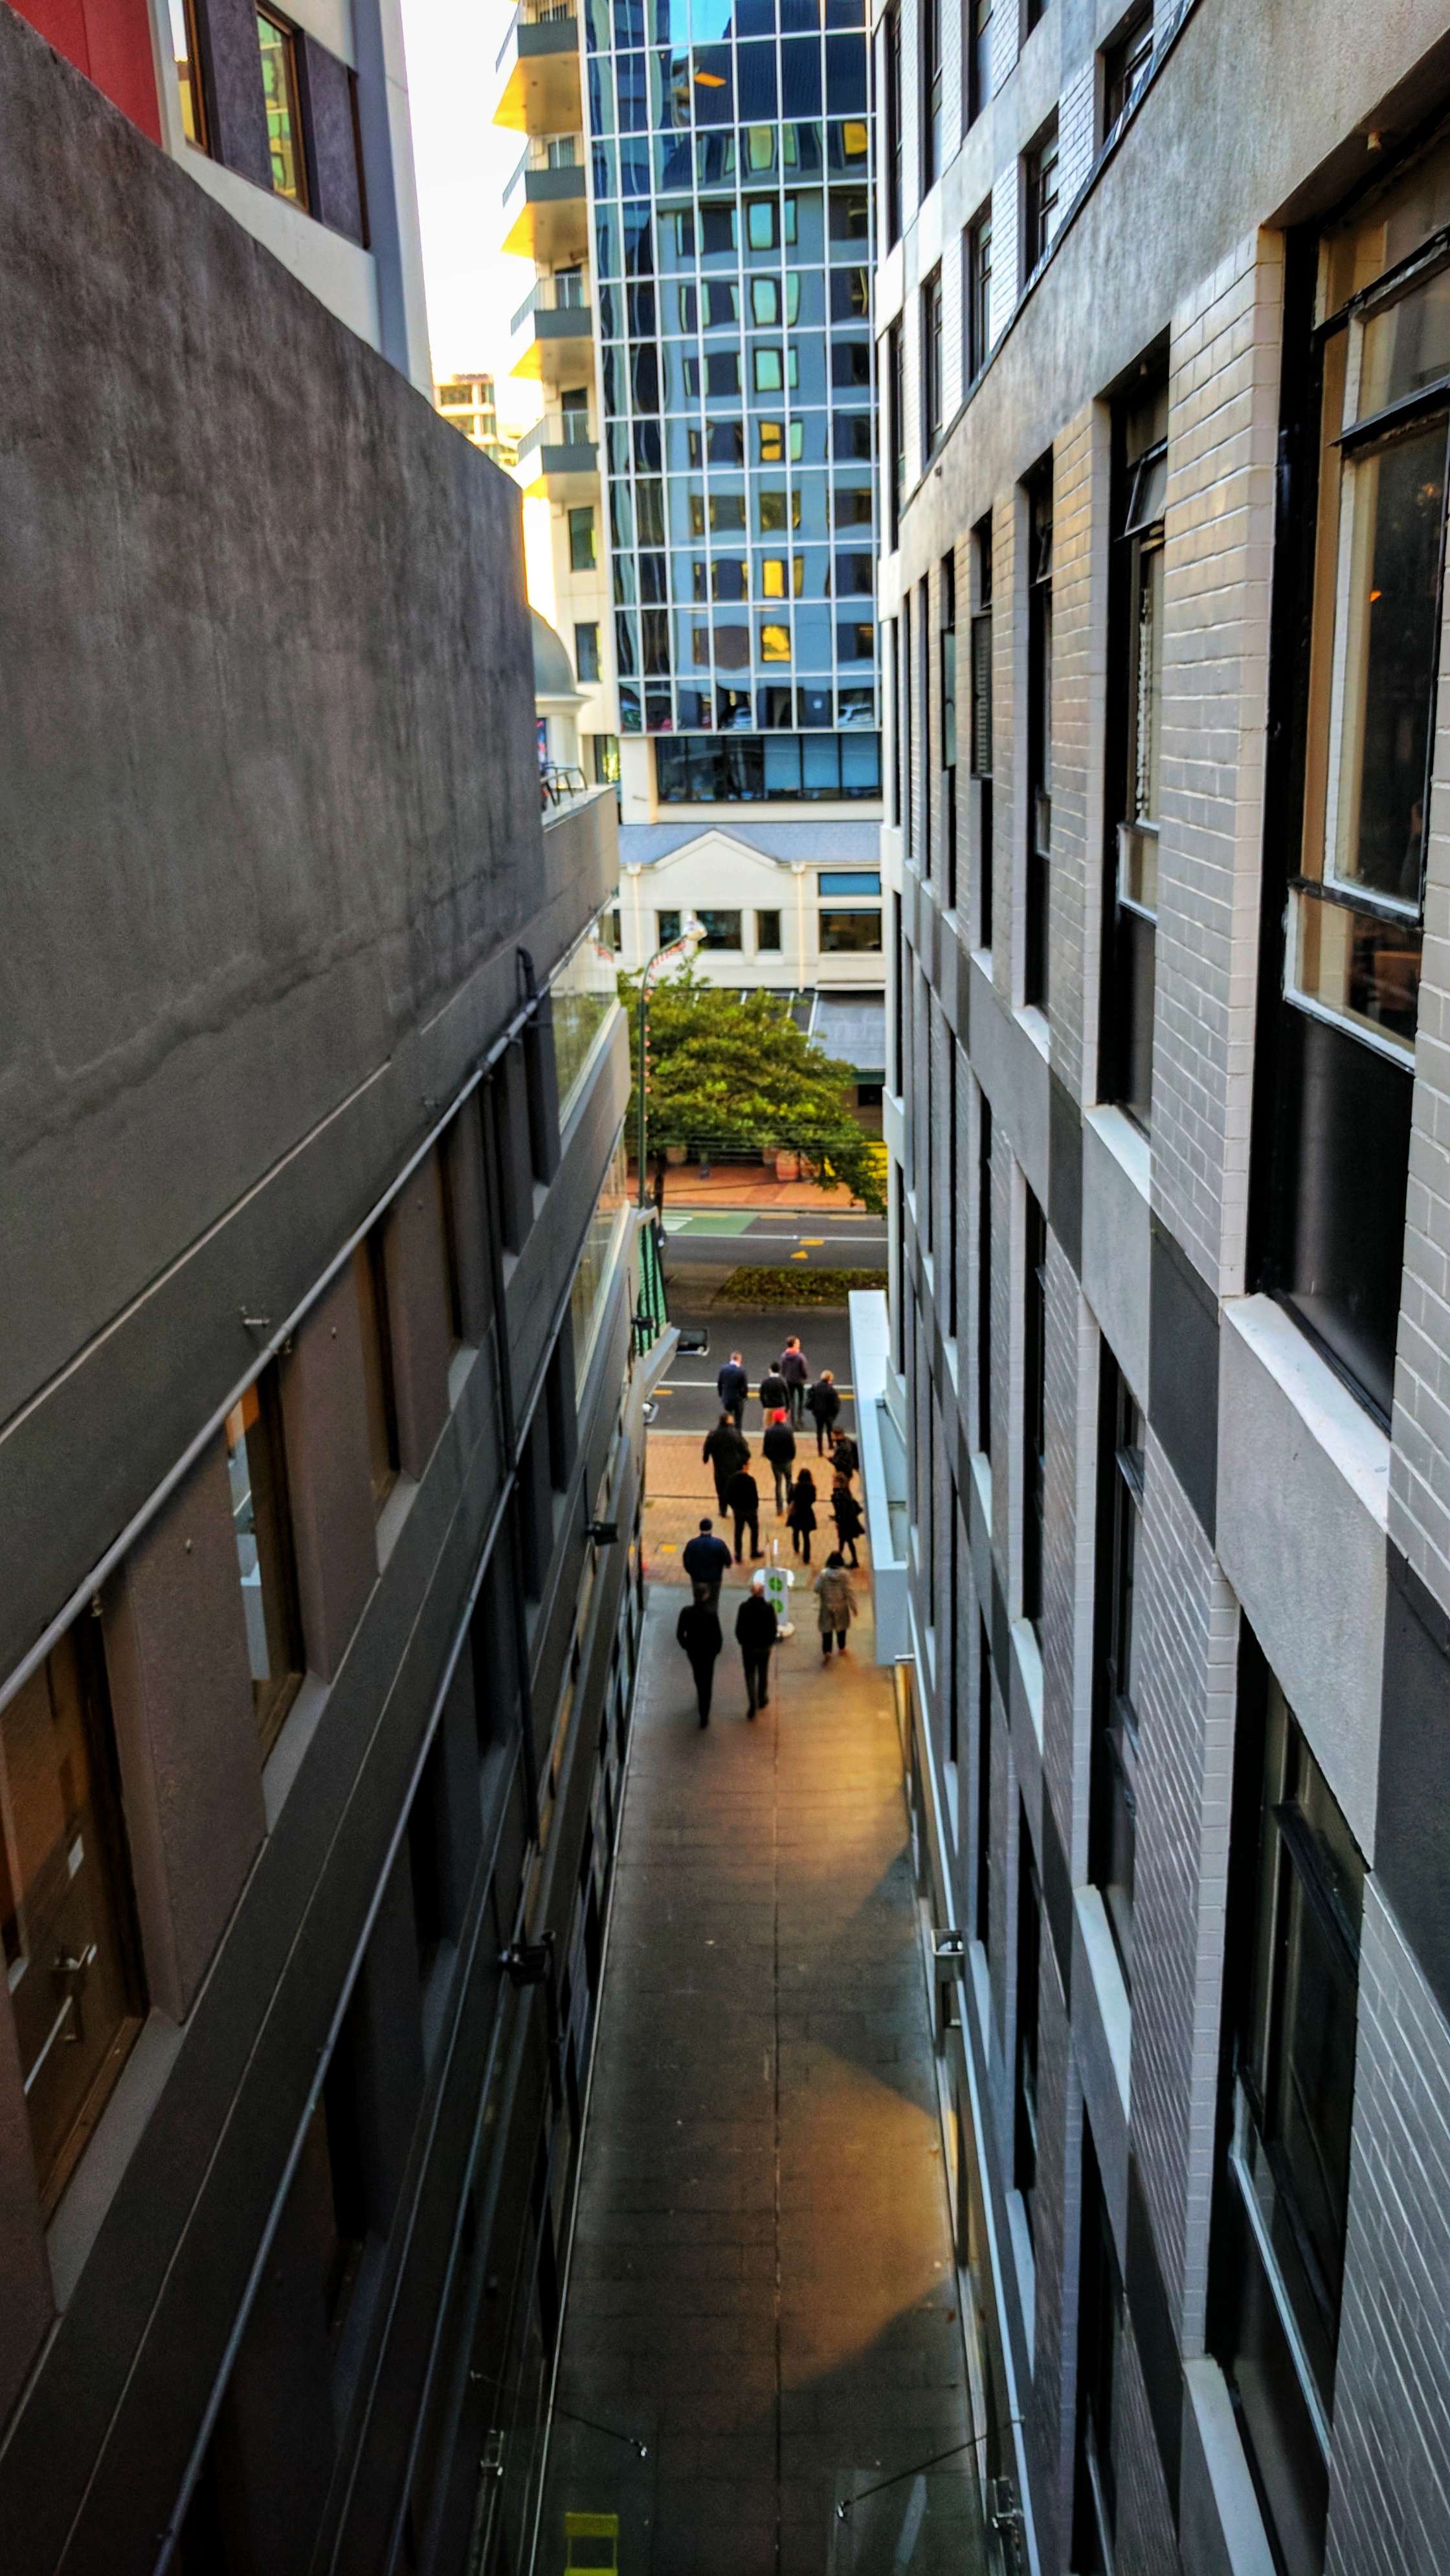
[586,0,879,796]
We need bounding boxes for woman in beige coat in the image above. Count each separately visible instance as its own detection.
[813,1551,856,1658]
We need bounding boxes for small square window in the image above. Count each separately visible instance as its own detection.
[759,620,792,661]
[752,276,780,325]
[754,345,785,391]
[746,197,779,250]
[756,908,783,949]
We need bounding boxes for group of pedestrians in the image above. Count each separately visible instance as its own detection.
[675,1331,866,1722]
[703,1341,864,1571]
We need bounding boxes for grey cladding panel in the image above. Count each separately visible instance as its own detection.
[300,36,365,244]
[1148,1222,1219,1541]
[1378,1543,1450,2024]
[1048,1071,1082,1277]
[197,0,272,186]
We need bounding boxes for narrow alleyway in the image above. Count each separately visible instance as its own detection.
[537,1535,985,2574]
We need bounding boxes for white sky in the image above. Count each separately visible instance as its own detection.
[401,0,546,421]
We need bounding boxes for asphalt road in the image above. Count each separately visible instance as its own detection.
[649,1306,857,1437]
[657,1209,887,1273]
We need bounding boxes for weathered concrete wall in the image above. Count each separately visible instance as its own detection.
[0,1,597,1678]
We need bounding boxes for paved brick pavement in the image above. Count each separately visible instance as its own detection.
[537,1576,984,2575]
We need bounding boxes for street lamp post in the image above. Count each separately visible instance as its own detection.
[636,912,702,1206]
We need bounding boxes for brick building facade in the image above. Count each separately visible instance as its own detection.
[873,0,1450,2569]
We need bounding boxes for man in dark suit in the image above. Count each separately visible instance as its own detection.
[682,1517,731,1607]
[734,1572,777,1716]
[676,1597,723,1725]
[717,1350,748,1431]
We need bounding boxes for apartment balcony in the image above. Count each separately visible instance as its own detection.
[509,274,594,383]
[493,0,581,135]
[515,407,599,500]
[501,136,588,262]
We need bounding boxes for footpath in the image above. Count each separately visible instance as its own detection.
[537,1556,984,2573]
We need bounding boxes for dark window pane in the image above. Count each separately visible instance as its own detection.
[1,1631,142,2213]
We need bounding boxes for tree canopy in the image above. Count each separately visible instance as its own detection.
[621,968,886,1213]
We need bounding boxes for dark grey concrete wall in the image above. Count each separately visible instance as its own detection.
[0,4,619,1685]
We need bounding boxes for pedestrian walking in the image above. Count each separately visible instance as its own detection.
[725,1462,763,1563]
[682,1517,731,1608]
[702,1412,750,1513]
[807,1369,842,1453]
[830,1429,860,1484]
[759,1361,788,1419]
[717,1349,748,1431]
[676,1596,723,1725]
[779,1335,809,1428]
[735,1570,777,1716]
[763,1409,797,1514]
[813,1552,856,1657]
[831,1473,864,1567]
[787,1466,817,1563]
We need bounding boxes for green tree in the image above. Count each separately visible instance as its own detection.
[622,968,886,1213]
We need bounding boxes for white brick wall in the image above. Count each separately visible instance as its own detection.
[1127,1429,1238,2349]
[1058,54,1097,212]
[1047,402,1108,1104]
[1115,2313,1184,2575]
[989,163,1021,355]
[1390,594,1450,1620]
[1326,1884,1450,2576]
[1152,230,1282,1297]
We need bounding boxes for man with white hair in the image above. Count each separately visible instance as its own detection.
[733,1569,778,1718]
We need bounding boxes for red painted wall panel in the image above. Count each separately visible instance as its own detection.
[5,0,163,143]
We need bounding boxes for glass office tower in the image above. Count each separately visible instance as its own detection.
[585,0,879,807]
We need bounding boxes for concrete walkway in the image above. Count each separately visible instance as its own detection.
[538,1581,984,2576]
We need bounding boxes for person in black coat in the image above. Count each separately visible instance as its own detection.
[830,1429,860,1484]
[762,1410,797,1514]
[787,1466,818,1563]
[682,1518,731,1606]
[702,1413,750,1512]
[717,1350,748,1431]
[759,1363,788,1419]
[735,1573,778,1716]
[724,1463,763,1563]
[676,1598,722,1725]
[807,1369,842,1453]
[831,1473,864,1568]
[779,1336,809,1428]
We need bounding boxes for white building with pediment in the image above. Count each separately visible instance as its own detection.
[615,819,885,1122]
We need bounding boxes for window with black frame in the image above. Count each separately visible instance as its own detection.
[1254,141,1450,1423]
[1014,1806,1042,2239]
[884,3,902,246]
[967,203,993,384]
[941,549,958,907]
[968,0,992,126]
[1025,464,1053,1005]
[922,0,942,192]
[889,318,905,547]
[1022,1189,1046,1630]
[1089,1351,1142,1989]
[1210,1647,1364,2576]
[972,513,994,946]
[1102,1,1153,141]
[1073,2122,1124,2575]
[1103,375,1167,1131]
[922,265,944,458]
